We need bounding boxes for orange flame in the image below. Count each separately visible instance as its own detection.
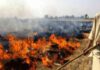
[0,33,80,70]
[42,56,53,67]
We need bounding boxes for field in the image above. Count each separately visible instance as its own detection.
[0,33,92,70]
[36,33,92,70]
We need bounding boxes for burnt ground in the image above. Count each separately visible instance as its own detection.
[36,34,92,70]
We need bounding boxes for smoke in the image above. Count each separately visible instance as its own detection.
[0,0,34,18]
[0,18,84,37]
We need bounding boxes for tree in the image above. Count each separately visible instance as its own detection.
[44,15,49,18]
[84,14,89,18]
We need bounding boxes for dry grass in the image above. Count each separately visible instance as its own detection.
[62,39,92,70]
[36,38,93,70]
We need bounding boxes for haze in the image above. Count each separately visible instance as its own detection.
[0,0,100,18]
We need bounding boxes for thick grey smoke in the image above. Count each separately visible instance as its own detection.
[0,18,92,37]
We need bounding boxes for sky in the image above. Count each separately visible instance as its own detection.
[0,0,100,18]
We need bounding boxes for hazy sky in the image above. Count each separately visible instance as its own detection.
[0,0,100,18]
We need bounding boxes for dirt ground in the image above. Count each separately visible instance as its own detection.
[36,34,93,70]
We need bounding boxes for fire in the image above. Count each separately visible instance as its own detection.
[42,56,53,67]
[49,34,80,53]
[0,33,80,70]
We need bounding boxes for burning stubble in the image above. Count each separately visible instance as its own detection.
[0,33,80,70]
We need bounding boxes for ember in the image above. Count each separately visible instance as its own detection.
[0,33,80,70]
